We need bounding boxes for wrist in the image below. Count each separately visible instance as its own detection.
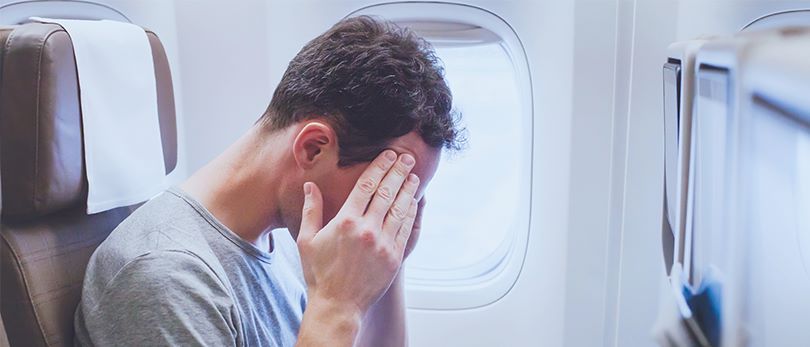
[307,291,363,336]
[372,272,405,308]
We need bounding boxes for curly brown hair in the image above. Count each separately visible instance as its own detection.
[260,15,463,166]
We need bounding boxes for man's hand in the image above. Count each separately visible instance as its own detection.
[403,198,425,259]
[295,150,420,346]
[354,197,425,347]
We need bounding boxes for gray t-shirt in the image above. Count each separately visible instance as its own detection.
[74,188,307,347]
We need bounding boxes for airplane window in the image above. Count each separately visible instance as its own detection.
[347,2,533,309]
[0,1,130,24]
[405,41,528,282]
[689,67,731,286]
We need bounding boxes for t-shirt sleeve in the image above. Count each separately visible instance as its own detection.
[79,250,240,347]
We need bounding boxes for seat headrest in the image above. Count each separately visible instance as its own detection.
[0,23,177,221]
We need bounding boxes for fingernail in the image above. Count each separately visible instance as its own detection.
[384,150,397,162]
[408,174,419,184]
[303,182,312,195]
[401,154,415,166]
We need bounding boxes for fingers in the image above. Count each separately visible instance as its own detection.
[340,150,398,215]
[381,173,420,239]
[365,153,416,222]
[395,198,419,256]
[403,197,425,259]
[298,182,323,242]
[415,197,426,226]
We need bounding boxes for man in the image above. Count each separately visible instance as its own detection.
[74,15,461,347]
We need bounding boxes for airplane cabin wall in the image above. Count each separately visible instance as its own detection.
[172,0,273,174]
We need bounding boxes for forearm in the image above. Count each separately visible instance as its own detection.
[296,294,362,347]
[355,271,408,347]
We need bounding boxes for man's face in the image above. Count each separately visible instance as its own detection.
[317,131,441,226]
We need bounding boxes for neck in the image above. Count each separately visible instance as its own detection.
[180,125,288,251]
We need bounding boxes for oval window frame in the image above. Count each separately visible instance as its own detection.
[346,1,534,310]
[0,0,130,24]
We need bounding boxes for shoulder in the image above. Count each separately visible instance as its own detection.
[77,250,242,346]
[85,191,224,291]
[115,250,225,286]
[93,250,233,307]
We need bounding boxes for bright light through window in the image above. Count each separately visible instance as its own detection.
[405,42,527,281]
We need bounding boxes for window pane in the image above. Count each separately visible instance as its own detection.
[405,42,527,280]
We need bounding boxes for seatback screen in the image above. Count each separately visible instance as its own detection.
[690,66,731,286]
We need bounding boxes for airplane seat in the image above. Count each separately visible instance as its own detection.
[0,313,9,347]
[0,137,7,347]
[0,22,177,347]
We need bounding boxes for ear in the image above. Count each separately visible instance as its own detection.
[292,121,337,170]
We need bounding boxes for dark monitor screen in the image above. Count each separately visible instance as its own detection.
[663,60,681,268]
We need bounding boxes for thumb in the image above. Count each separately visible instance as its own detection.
[299,182,323,241]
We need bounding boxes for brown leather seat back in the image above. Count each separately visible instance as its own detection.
[0,23,177,347]
[0,170,8,347]
[0,313,9,347]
